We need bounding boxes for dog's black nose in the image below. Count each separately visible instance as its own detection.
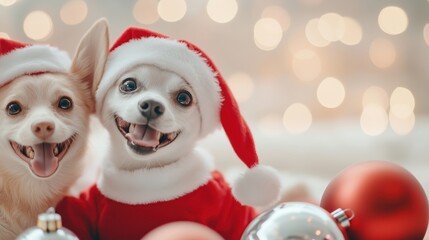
[138,100,165,119]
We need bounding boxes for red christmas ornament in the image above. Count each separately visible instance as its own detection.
[142,221,223,240]
[321,160,429,240]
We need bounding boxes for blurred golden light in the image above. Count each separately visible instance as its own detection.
[158,0,187,22]
[23,11,53,41]
[390,87,415,118]
[0,32,10,39]
[207,0,238,23]
[305,18,330,47]
[60,0,88,26]
[258,114,284,136]
[318,12,345,42]
[360,105,388,136]
[423,24,429,46]
[362,86,389,110]
[317,77,345,108]
[292,49,321,81]
[134,0,159,24]
[369,38,396,68]
[254,17,283,51]
[283,103,312,134]
[261,5,290,31]
[0,0,16,6]
[389,111,415,135]
[340,17,362,46]
[378,6,408,35]
[227,72,255,103]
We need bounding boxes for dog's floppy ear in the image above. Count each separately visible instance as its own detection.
[71,18,109,111]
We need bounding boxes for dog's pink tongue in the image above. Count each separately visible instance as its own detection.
[31,143,59,177]
[126,125,160,147]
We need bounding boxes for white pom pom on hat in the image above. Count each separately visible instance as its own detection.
[96,27,282,207]
[0,38,70,87]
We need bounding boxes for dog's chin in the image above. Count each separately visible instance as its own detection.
[9,134,76,178]
[115,116,180,156]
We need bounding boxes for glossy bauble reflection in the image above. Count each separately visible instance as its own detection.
[242,202,349,240]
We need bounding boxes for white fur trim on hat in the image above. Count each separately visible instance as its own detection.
[97,148,215,204]
[232,165,282,207]
[96,37,222,138]
[0,45,71,86]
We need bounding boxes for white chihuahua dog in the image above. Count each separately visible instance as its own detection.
[58,27,280,240]
[0,20,108,239]
[104,64,201,170]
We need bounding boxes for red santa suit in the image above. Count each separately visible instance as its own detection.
[57,149,257,240]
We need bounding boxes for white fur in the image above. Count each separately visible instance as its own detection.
[232,165,282,207]
[4,77,79,146]
[0,45,70,87]
[97,63,220,202]
[98,148,214,204]
[96,37,222,139]
[99,65,204,170]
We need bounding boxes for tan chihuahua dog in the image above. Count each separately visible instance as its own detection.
[0,20,107,239]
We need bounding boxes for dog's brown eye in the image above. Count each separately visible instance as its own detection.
[6,101,22,115]
[58,97,73,110]
[177,91,192,107]
[120,78,138,93]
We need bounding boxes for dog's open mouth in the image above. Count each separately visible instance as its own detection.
[115,116,180,154]
[9,136,74,178]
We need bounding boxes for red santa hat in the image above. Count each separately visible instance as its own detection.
[0,38,70,87]
[96,28,281,207]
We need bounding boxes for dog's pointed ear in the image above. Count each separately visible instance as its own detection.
[71,18,109,111]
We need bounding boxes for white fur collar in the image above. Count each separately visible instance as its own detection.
[97,148,215,204]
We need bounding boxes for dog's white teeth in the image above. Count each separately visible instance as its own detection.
[153,145,159,152]
[25,146,34,159]
[53,145,59,156]
[129,124,135,133]
[167,132,176,140]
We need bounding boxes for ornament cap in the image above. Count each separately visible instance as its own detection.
[331,208,354,228]
[16,207,78,240]
[37,207,62,232]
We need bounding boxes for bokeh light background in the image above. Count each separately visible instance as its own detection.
[1,0,429,228]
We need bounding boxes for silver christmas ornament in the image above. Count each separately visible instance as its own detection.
[241,202,353,240]
[16,207,78,240]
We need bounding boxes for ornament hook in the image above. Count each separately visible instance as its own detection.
[331,208,355,228]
